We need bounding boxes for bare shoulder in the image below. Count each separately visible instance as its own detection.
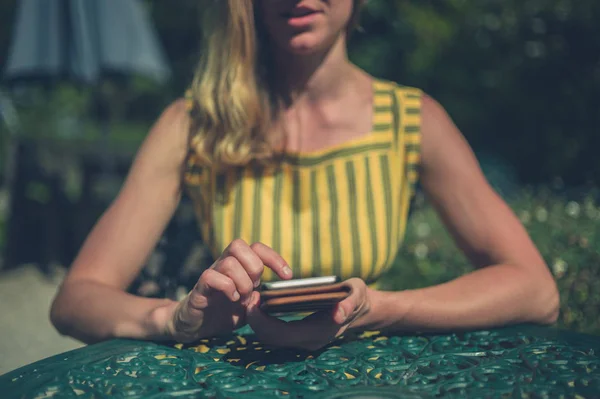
[159,98,190,127]
[419,93,478,177]
[420,93,462,145]
[420,93,445,124]
[135,98,192,173]
[149,98,191,147]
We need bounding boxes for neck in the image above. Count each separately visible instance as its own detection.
[273,35,355,104]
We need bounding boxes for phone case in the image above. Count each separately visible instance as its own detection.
[260,282,350,314]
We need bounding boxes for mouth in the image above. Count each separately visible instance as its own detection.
[282,6,320,19]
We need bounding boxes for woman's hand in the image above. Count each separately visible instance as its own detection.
[245,278,372,351]
[160,239,293,343]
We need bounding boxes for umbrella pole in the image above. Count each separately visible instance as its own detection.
[100,115,113,176]
[0,92,20,271]
[96,86,114,177]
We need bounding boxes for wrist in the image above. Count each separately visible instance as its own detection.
[352,288,410,331]
[351,287,387,330]
[145,299,178,341]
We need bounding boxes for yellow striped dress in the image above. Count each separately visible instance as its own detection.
[183,79,422,285]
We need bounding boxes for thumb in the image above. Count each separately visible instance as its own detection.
[245,291,262,320]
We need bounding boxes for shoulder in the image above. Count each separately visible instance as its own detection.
[420,93,455,142]
[134,98,192,172]
[374,78,423,99]
[376,80,425,122]
[366,76,455,147]
[417,93,480,178]
[157,98,191,134]
[148,98,191,148]
[373,79,454,137]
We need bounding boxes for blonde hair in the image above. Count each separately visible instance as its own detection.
[187,0,362,169]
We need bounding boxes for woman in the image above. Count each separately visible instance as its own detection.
[50,0,559,350]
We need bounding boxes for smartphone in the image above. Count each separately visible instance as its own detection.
[259,276,350,315]
[260,275,339,291]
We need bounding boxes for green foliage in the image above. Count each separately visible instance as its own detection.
[383,188,600,336]
[8,84,148,148]
[351,0,600,185]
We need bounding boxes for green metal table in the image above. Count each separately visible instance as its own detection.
[1,323,599,398]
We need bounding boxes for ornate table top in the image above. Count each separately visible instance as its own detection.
[1,324,599,398]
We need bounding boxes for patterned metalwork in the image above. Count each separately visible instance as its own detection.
[1,324,599,398]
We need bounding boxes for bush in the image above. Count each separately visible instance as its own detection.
[350,0,600,185]
[383,186,600,336]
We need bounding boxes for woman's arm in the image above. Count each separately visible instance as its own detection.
[50,99,190,343]
[357,94,559,332]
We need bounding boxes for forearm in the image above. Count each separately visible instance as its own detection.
[51,280,176,344]
[357,264,559,332]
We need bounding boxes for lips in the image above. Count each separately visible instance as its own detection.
[282,6,319,18]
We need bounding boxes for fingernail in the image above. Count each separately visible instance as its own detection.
[243,292,255,308]
[233,291,240,301]
[252,292,260,307]
[338,307,347,322]
[282,265,292,277]
[253,279,261,289]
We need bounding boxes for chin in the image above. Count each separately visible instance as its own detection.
[285,33,330,55]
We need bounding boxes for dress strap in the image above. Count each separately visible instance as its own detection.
[394,85,423,197]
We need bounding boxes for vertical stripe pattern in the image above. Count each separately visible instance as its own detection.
[182,80,423,284]
[251,166,263,244]
[310,170,322,277]
[271,167,283,255]
[363,156,378,283]
[291,169,301,275]
[346,161,362,278]
[326,164,342,279]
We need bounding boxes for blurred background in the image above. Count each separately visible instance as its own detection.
[0,0,598,373]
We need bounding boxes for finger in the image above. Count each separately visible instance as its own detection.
[333,279,362,325]
[215,256,254,304]
[196,269,240,302]
[221,239,265,287]
[249,242,293,280]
